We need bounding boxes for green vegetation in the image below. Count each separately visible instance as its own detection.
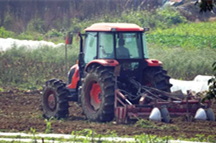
[148,44,215,79]
[0,27,14,38]
[1,6,187,42]
[135,119,179,131]
[0,45,79,89]
[147,21,216,49]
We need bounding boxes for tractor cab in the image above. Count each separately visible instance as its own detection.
[82,23,153,84]
[84,25,149,63]
[83,23,149,61]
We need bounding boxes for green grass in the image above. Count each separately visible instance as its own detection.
[0,44,79,89]
[147,21,216,49]
[148,44,216,79]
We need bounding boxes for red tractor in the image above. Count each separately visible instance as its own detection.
[42,23,215,123]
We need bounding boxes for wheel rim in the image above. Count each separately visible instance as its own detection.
[90,82,102,110]
[47,92,56,111]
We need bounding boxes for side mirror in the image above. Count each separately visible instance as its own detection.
[65,32,73,45]
[144,27,150,32]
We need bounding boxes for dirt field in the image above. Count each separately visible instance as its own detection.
[0,87,216,140]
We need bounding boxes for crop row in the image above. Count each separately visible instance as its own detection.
[147,21,216,49]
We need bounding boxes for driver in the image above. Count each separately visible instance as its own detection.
[116,38,130,58]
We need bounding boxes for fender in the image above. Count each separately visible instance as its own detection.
[146,59,163,66]
[85,59,119,71]
[67,64,80,89]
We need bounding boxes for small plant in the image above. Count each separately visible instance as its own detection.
[160,124,179,131]
[0,27,14,38]
[134,134,149,143]
[135,119,179,132]
[0,87,4,92]
[135,119,157,129]
[30,127,37,143]
[44,117,54,133]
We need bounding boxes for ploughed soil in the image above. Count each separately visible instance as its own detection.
[0,87,216,139]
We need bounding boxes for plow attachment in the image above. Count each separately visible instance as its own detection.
[114,88,214,123]
[113,65,215,123]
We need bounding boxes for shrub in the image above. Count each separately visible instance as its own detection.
[155,6,187,29]
[0,27,14,38]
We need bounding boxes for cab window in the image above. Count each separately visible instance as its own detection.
[98,32,114,59]
[84,32,97,63]
[115,32,143,59]
[142,33,149,58]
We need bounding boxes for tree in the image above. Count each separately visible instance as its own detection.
[195,0,216,12]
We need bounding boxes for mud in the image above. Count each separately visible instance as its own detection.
[0,87,216,139]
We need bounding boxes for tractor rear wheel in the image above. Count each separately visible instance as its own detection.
[81,65,115,122]
[42,79,69,119]
[143,67,172,92]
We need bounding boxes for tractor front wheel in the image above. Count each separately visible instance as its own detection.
[81,65,115,122]
[42,79,69,119]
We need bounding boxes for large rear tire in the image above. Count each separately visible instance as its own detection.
[42,79,69,119]
[143,67,172,92]
[81,65,115,122]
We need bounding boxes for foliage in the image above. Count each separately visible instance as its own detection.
[202,61,216,101]
[0,45,78,89]
[0,87,4,92]
[0,27,14,38]
[45,118,53,134]
[0,0,164,33]
[135,119,179,131]
[30,127,37,143]
[195,0,216,12]
[26,18,45,33]
[1,6,187,41]
[148,44,215,80]
[1,6,188,42]
[45,29,64,38]
[155,6,187,29]
[147,21,216,49]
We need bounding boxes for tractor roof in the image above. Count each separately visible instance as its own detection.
[85,23,144,32]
